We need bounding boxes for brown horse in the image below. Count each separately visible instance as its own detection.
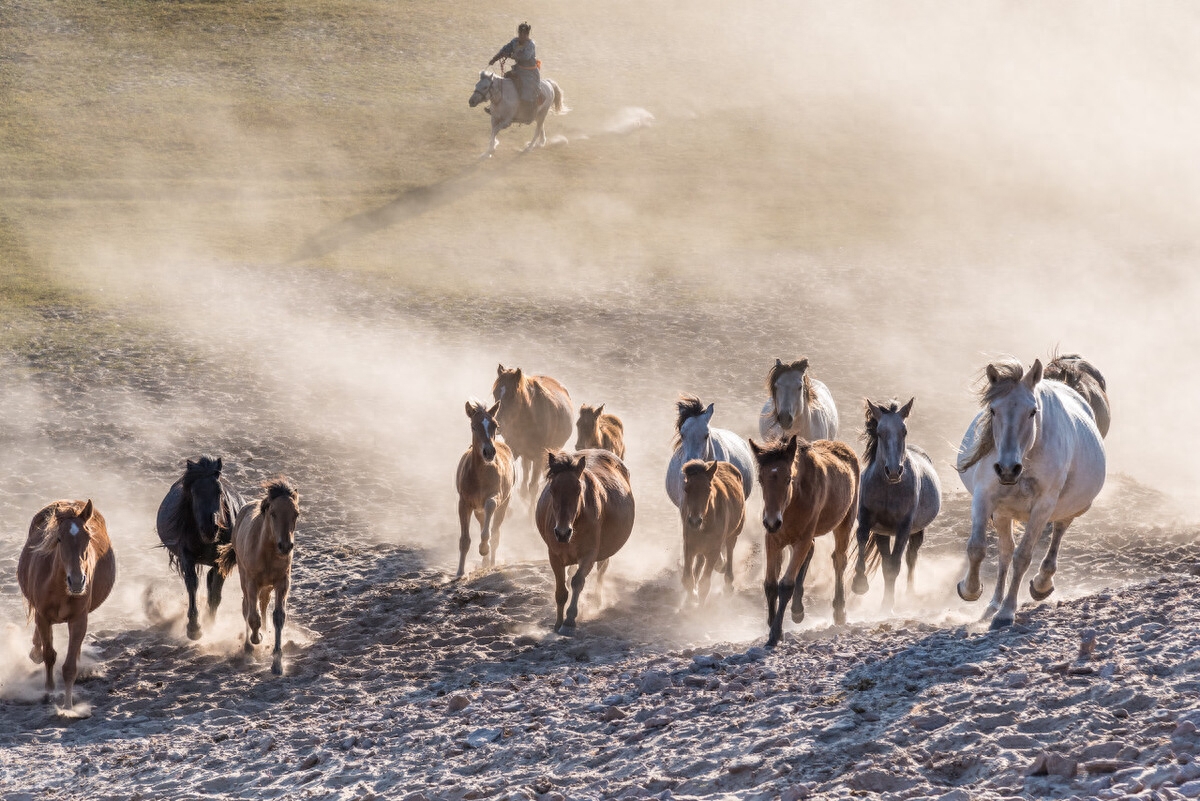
[574,403,626,459]
[536,449,635,635]
[750,436,859,646]
[493,364,573,500]
[17,500,116,711]
[679,459,745,606]
[455,400,515,577]
[217,478,300,675]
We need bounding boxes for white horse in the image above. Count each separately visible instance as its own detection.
[468,71,568,157]
[666,396,754,508]
[759,359,839,442]
[955,359,1106,629]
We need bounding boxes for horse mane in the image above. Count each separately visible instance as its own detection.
[958,359,1025,472]
[860,399,903,464]
[263,477,298,504]
[767,360,818,405]
[1045,351,1107,393]
[753,436,809,468]
[672,394,706,449]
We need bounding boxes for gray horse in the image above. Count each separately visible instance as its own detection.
[850,398,941,611]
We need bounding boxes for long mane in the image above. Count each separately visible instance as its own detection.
[672,394,706,450]
[767,360,818,405]
[1045,351,1107,393]
[262,477,299,505]
[958,359,1025,473]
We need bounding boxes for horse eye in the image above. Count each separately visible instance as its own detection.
[1029,409,1037,418]
[901,427,908,436]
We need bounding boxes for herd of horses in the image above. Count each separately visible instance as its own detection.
[15,351,1108,713]
[457,355,1109,645]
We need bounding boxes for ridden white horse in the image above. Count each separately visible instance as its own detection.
[760,359,839,442]
[468,71,568,157]
[666,396,754,508]
[955,359,1106,629]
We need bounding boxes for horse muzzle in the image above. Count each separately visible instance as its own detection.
[884,466,905,484]
[687,515,705,529]
[66,575,87,596]
[278,540,294,555]
[777,413,794,429]
[762,516,782,534]
[554,526,573,543]
[482,445,496,462]
[469,93,483,108]
[994,462,1023,485]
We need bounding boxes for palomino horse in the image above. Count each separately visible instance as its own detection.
[759,358,839,442]
[851,398,942,611]
[956,359,1106,629]
[492,364,573,501]
[468,70,569,157]
[536,449,635,635]
[18,500,116,712]
[217,478,301,675]
[455,400,515,577]
[574,403,626,459]
[156,456,244,640]
[750,436,859,646]
[1044,352,1110,438]
[665,395,754,508]
[679,460,745,606]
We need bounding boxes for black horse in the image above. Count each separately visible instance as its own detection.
[157,456,244,640]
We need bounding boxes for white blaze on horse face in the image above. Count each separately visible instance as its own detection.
[69,522,80,536]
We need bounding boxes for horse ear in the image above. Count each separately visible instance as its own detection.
[705,460,719,477]
[514,367,523,381]
[866,400,883,421]
[465,401,476,418]
[186,459,196,470]
[215,458,223,475]
[795,358,809,372]
[480,70,487,78]
[487,401,501,418]
[595,403,605,416]
[702,403,715,421]
[774,358,783,368]
[80,499,94,525]
[900,397,915,418]
[986,364,1001,384]
[260,497,271,515]
[497,363,505,375]
[785,435,799,456]
[1023,359,1043,389]
[572,454,587,474]
[748,438,762,457]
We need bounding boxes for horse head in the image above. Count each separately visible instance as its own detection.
[492,364,524,409]
[867,397,914,484]
[469,71,494,108]
[466,399,502,462]
[750,437,798,534]
[44,500,96,596]
[987,360,1042,485]
[769,358,809,430]
[677,399,715,464]
[575,404,604,450]
[185,456,226,544]
[543,450,586,543]
[681,460,719,529]
[260,479,300,556]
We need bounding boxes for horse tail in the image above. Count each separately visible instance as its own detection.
[215,542,237,578]
[848,533,884,577]
[551,81,569,115]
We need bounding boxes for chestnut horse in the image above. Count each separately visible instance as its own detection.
[455,400,515,577]
[750,436,859,646]
[18,500,116,711]
[536,449,635,635]
[574,403,626,459]
[217,478,300,675]
[679,459,745,606]
[493,364,573,500]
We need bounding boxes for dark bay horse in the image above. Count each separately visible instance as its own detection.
[156,456,244,640]
[493,364,573,500]
[574,403,626,459]
[18,499,116,712]
[536,449,635,635]
[851,398,942,612]
[750,436,859,646]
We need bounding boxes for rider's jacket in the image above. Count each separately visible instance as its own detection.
[494,38,537,68]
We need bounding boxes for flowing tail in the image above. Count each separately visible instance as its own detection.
[551,80,569,115]
[216,542,237,578]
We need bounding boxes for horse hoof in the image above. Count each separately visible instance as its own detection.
[187,624,203,641]
[956,580,982,603]
[557,625,576,638]
[243,641,254,654]
[1029,579,1054,601]
[479,542,490,557]
[833,609,847,626]
[271,657,283,676]
[989,614,1014,631]
[29,646,43,665]
[251,632,262,645]
[851,574,869,595]
[791,605,805,624]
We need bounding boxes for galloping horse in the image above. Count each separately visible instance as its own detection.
[750,436,859,646]
[666,395,754,508]
[536,449,635,636]
[455,400,515,577]
[218,478,301,675]
[759,358,839,442]
[468,70,569,157]
[851,398,942,611]
[18,500,116,712]
[156,456,244,640]
[575,403,626,459]
[956,359,1106,629]
[492,365,573,501]
[1044,352,1110,438]
[679,460,745,606]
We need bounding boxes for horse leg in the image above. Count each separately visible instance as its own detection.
[485,119,501,158]
[241,573,255,652]
[562,554,597,635]
[992,504,1054,629]
[1030,520,1070,601]
[723,523,740,591]
[206,564,226,621]
[35,613,55,698]
[984,517,1014,620]
[182,556,203,640]
[791,543,817,623]
[271,579,289,675]
[680,536,697,608]
[456,498,473,579]
[62,614,87,711]
[492,499,509,568]
[851,508,874,595]
[480,497,499,563]
[550,557,568,634]
[29,620,44,664]
[770,536,813,646]
[882,517,914,613]
[832,512,855,624]
[697,549,716,605]
[957,493,995,602]
[905,529,925,594]
[246,579,263,646]
[763,539,783,631]
[593,558,609,609]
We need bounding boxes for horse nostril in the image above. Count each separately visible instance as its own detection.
[994,463,1004,477]
[1011,464,1022,478]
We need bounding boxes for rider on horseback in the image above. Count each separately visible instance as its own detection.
[489,22,541,121]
